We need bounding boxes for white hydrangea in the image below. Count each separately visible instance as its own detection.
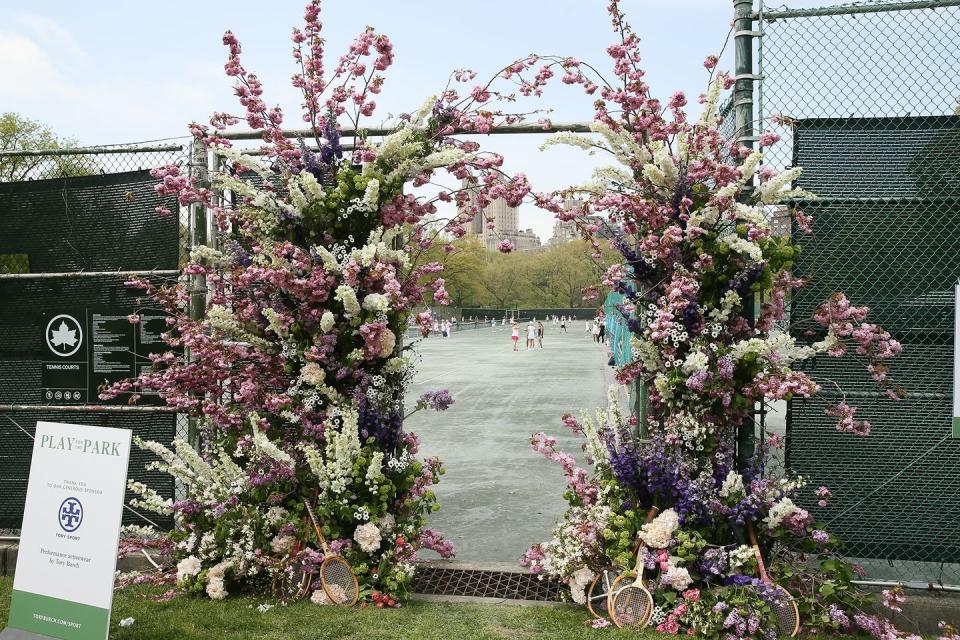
[638,509,679,549]
[320,311,335,333]
[662,565,693,591]
[719,471,745,498]
[682,350,709,374]
[300,362,325,387]
[353,523,382,553]
[334,285,361,317]
[362,293,390,313]
[270,535,294,554]
[569,567,595,605]
[206,576,227,600]
[176,556,202,584]
[764,497,798,530]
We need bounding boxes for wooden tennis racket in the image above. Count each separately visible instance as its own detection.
[304,500,359,607]
[747,522,800,637]
[607,506,659,629]
[271,526,313,603]
[586,568,619,620]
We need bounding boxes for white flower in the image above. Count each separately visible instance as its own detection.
[250,421,294,467]
[311,584,347,605]
[377,513,396,533]
[176,556,201,583]
[320,311,336,333]
[719,471,745,498]
[265,506,288,526]
[569,567,595,605]
[728,545,755,571]
[300,362,325,386]
[361,178,380,211]
[353,522,382,553]
[662,565,693,591]
[208,560,232,581]
[256,603,274,613]
[362,293,390,313]
[119,617,135,628]
[638,509,679,549]
[682,350,709,374]
[270,535,294,554]
[721,233,764,262]
[334,285,361,316]
[764,497,798,530]
[206,576,227,600]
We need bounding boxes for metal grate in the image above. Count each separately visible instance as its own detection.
[411,566,567,602]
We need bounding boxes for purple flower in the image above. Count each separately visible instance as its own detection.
[417,389,454,412]
[811,529,830,545]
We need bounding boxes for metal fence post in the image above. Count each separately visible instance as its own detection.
[734,0,758,470]
[186,139,209,448]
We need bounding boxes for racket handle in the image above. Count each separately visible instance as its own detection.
[747,522,771,584]
[304,500,330,554]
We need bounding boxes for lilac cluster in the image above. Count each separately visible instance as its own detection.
[416,389,454,412]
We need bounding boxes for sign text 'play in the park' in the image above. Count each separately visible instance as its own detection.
[4,422,131,640]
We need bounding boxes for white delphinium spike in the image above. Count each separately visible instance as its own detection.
[413,95,437,126]
[128,480,173,514]
[757,167,813,204]
[173,438,217,485]
[539,132,595,153]
[250,416,294,467]
[699,77,724,128]
[313,245,342,274]
[739,151,762,182]
[298,171,325,202]
[214,145,274,180]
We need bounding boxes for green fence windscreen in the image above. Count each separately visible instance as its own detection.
[0,170,180,530]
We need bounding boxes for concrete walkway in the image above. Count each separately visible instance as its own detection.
[405,323,614,564]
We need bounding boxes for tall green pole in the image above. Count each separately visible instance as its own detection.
[733,0,758,470]
[186,139,209,448]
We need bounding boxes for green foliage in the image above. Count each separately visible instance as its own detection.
[0,113,91,182]
[424,238,616,309]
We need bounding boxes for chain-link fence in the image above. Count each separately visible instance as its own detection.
[756,0,960,587]
[0,143,192,533]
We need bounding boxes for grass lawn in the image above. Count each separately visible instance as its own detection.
[0,578,658,640]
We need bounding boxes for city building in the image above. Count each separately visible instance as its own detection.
[460,181,542,252]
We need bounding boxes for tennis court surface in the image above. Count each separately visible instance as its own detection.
[405,323,615,564]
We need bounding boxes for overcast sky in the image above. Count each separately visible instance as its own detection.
[0,0,833,241]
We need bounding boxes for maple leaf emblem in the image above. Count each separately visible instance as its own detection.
[50,321,78,349]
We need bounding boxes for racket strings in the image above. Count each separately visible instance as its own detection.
[587,570,616,618]
[770,590,800,636]
[321,557,358,605]
[611,586,653,628]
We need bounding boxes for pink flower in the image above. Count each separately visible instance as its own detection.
[497,239,514,253]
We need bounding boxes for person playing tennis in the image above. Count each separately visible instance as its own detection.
[511,321,520,351]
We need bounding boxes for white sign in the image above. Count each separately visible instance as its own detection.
[6,421,131,640]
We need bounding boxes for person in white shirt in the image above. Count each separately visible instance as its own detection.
[526,320,537,350]
[511,321,520,350]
